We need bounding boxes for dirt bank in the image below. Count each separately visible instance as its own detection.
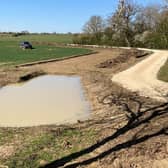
[0,48,167,168]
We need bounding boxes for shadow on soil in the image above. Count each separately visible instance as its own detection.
[19,71,46,82]
[41,101,168,168]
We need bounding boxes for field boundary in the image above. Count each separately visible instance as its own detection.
[16,51,97,67]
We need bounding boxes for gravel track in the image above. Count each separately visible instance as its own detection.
[112,49,168,101]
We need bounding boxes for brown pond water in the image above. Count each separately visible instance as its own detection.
[0,75,90,127]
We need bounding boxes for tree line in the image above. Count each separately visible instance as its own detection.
[73,0,168,49]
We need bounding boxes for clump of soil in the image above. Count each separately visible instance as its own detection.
[97,49,151,69]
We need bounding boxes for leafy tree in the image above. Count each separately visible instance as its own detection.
[73,0,168,49]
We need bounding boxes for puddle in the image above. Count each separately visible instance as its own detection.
[0,75,90,127]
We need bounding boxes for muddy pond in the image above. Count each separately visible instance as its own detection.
[0,75,90,127]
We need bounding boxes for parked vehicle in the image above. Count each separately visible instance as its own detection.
[20,41,33,49]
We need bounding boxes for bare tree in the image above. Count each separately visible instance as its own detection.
[163,0,168,10]
[83,15,104,34]
[136,5,161,31]
[108,0,139,46]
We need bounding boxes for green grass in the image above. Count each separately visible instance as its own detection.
[158,59,168,82]
[0,41,92,65]
[2,128,97,168]
[0,129,15,145]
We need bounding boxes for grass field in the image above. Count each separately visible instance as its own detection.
[0,34,73,43]
[0,41,91,66]
[158,59,168,82]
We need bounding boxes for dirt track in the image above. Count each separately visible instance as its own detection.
[112,49,168,101]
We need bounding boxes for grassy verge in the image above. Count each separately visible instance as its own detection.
[158,59,168,82]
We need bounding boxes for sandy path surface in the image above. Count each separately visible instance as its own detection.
[112,49,168,101]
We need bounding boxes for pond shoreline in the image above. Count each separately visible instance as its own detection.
[0,47,156,128]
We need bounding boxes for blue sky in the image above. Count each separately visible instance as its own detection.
[0,0,165,33]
